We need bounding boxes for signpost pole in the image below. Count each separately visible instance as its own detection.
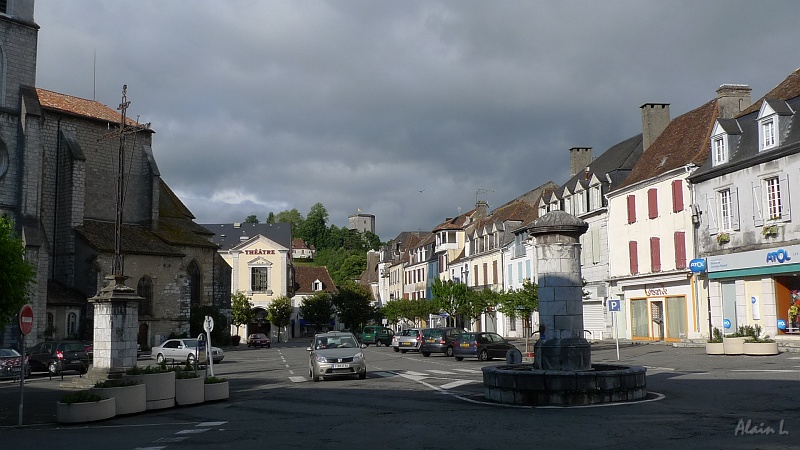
[17,304,33,426]
[18,334,24,426]
[614,311,620,361]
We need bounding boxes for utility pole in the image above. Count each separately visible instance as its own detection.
[98,85,150,276]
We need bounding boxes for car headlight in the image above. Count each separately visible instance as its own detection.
[353,352,364,362]
[314,354,327,363]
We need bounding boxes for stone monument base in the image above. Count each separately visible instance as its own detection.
[534,337,591,371]
[482,364,647,406]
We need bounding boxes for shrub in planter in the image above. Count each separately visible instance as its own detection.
[91,378,146,416]
[175,370,204,406]
[231,335,241,346]
[204,376,229,402]
[706,328,724,355]
[723,326,746,355]
[744,324,779,356]
[123,364,176,410]
[57,390,116,423]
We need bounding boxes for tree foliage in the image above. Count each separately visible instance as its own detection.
[0,217,36,326]
[379,298,437,327]
[497,279,539,319]
[430,278,470,328]
[332,282,376,331]
[274,208,304,237]
[267,295,293,343]
[299,292,335,328]
[244,215,259,224]
[230,291,254,335]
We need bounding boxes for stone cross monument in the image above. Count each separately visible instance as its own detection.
[89,275,140,377]
[530,210,591,371]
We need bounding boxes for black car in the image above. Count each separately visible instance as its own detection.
[420,327,460,357]
[27,341,89,375]
[452,332,517,361]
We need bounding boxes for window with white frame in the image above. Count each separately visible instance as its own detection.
[752,175,790,226]
[761,118,776,150]
[563,195,573,215]
[251,267,269,292]
[574,190,586,215]
[719,188,733,231]
[765,176,782,221]
[712,136,727,165]
[589,185,602,211]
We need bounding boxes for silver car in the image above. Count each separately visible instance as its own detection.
[151,338,224,365]
[307,331,366,382]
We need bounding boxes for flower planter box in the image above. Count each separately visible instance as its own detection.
[123,371,176,410]
[204,381,229,402]
[57,397,116,424]
[705,342,724,355]
[175,376,204,406]
[723,337,745,355]
[743,342,779,356]
[90,383,146,416]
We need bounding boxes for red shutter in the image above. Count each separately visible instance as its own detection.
[650,237,661,272]
[672,179,684,213]
[674,231,686,269]
[473,265,478,287]
[648,188,658,219]
[492,261,498,284]
[627,195,636,224]
[629,241,638,274]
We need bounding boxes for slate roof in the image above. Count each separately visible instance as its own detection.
[47,280,87,306]
[614,99,718,191]
[75,219,185,256]
[202,222,292,251]
[432,208,476,232]
[690,68,800,183]
[35,88,149,128]
[293,265,337,294]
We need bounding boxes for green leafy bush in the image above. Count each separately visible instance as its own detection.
[94,378,139,388]
[205,376,227,384]
[60,390,103,404]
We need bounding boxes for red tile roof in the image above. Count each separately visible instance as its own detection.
[36,88,141,126]
[739,67,800,116]
[294,265,337,294]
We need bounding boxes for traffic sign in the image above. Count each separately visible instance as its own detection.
[608,299,621,312]
[203,315,214,333]
[19,304,33,335]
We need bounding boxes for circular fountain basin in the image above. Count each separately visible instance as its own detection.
[482,364,647,406]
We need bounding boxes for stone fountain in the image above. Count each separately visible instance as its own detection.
[482,211,647,406]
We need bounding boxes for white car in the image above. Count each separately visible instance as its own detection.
[151,338,224,365]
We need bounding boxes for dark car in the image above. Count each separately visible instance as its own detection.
[27,341,89,375]
[452,332,517,361]
[0,348,30,379]
[247,333,271,348]
[420,327,460,357]
[360,326,394,347]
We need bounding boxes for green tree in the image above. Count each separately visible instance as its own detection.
[299,202,329,250]
[190,305,230,345]
[0,217,36,326]
[431,278,470,329]
[332,282,375,331]
[230,291,254,336]
[267,295,293,343]
[336,254,367,285]
[361,231,382,251]
[497,279,539,337]
[275,208,304,237]
[464,289,498,329]
[300,292,335,330]
[244,215,259,224]
[266,212,275,224]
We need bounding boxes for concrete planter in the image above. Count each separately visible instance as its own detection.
[175,376,204,406]
[123,370,176,410]
[204,381,229,402]
[57,397,116,424]
[743,341,779,356]
[723,337,745,355]
[90,383,146,416]
[705,342,724,355]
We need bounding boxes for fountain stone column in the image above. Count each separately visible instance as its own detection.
[531,210,591,371]
[87,275,141,380]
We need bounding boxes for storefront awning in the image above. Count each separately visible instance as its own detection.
[708,263,800,279]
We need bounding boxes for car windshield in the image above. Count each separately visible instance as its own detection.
[425,329,443,339]
[315,336,358,349]
[0,349,20,357]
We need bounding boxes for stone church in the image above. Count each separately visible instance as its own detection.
[0,1,230,349]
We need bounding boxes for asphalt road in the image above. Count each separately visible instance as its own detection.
[2,340,799,449]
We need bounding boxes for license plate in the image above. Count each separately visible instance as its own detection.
[332,364,349,369]
[71,359,81,364]
[426,339,435,343]
[461,343,469,347]
[401,342,411,346]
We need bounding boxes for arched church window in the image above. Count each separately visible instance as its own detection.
[137,276,153,316]
[188,260,201,308]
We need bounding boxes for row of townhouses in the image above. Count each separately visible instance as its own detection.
[365,68,800,343]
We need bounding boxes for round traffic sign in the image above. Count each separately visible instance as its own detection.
[19,304,34,335]
[203,315,215,333]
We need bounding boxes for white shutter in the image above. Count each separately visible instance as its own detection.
[591,228,601,264]
[752,182,764,226]
[731,188,740,231]
[780,176,791,222]
[706,195,718,234]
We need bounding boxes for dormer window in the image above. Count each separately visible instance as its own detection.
[712,135,727,165]
[761,118,776,150]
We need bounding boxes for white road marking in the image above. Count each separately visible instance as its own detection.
[402,371,428,376]
[732,369,797,373]
[428,370,456,375]
[176,428,209,435]
[289,376,307,383]
[197,422,226,427]
[453,368,482,374]
[440,380,476,389]
[289,370,294,374]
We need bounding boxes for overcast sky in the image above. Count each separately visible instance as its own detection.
[34,1,800,240]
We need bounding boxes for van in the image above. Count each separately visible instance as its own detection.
[361,326,394,347]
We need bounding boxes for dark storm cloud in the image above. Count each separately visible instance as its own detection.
[35,0,800,239]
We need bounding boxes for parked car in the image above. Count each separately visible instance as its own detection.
[0,348,30,379]
[393,328,423,353]
[247,333,271,348]
[307,331,366,382]
[452,332,517,361]
[26,341,89,375]
[151,338,225,365]
[420,327,460,357]
[360,326,394,347]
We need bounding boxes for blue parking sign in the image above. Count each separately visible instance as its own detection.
[608,299,621,312]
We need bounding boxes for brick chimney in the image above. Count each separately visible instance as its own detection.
[640,103,670,151]
[716,84,752,119]
[569,147,592,178]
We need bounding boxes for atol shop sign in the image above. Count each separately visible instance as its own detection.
[707,244,800,273]
[689,259,706,273]
[766,248,792,264]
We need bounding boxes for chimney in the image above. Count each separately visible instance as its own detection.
[640,103,670,151]
[716,84,752,119]
[569,147,592,177]
[475,200,489,218]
